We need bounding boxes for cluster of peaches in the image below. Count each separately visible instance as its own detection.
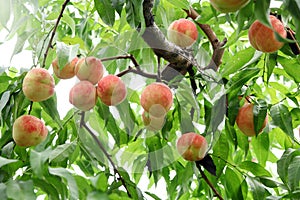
[12,0,286,163]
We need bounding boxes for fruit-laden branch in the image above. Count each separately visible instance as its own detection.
[79,112,133,198]
[184,8,227,71]
[42,0,71,68]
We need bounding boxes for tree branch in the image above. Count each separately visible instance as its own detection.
[116,66,158,79]
[196,162,224,200]
[140,0,198,77]
[42,0,70,68]
[79,112,132,198]
[185,7,227,71]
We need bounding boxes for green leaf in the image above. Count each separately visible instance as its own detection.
[277,149,300,184]
[0,183,7,200]
[238,161,272,177]
[6,180,36,200]
[253,99,268,135]
[278,56,300,83]
[254,0,271,27]
[39,96,62,128]
[270,104,294,139]
[49,167,79,200]
[288,156,300,190]
[221,48,261,77]
[30,149,51,177]
[224,167,244,200]
[226,68,260,95]
[56,42,79,70]
[246,176,267,200]
[49,142,77,163]
[166,0,189,9]
[90,173,108,192]
[94,0,115,26]
[251,133,269,166]
[0,0,11,27]
[0,156,19,168]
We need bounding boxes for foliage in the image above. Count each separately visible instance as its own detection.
[0,0,300,199]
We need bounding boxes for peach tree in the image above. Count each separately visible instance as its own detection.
[0,0,300,199]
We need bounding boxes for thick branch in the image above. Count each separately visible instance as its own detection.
[141,0,198,77]
[79,112,132,198]
[42,0,70,68]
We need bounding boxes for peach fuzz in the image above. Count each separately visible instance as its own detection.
[13,115,48,147]
[140,82,173,118]
[209,0,250,13]
[69,81,97,111]
[75,57,104,84]
[22,68,55,102]
[236,103,268,137]
[52,57,79,79]
[97,75,127,106]
[177,132,208,161]
[167,18,198,48]
[248,15,287,53]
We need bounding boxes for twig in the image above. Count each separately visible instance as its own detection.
[101,54,140,69]
[196,163,224,200]
[41,0,71,68]
[79,112,132,198]
[116,66,158,79]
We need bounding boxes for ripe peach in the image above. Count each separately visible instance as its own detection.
[209,0,250,13]
[22,68,55,102]
[140,82,173,118]
[167,18,198,48]
[248,15,287,53]
[12,115,48,147]
[69,81,97,111]
[52,57,78,79]
[97,75,127,106]
[177,132,208,161]
[75,57,104,84]
[142,111,165,131]
[236,103,268,137]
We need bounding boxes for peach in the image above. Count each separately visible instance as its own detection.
[12,115,48,147]
[142,111,165,131]
[140,82,173,118]
[209,0,250,13]
[22,68,55,102]
[69,81,97,111]
[97,75,127,106]
[75,57,104,84]
[177,132,208,161]
[248,15,287,53]
[52,57,78,79]
[236,103,268,137]
[167,18,198,48]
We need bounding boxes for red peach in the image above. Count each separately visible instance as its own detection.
[140,82,173,118]
[12,115,48,147]
[236,103,268,137]
[52,57,78,79]
[167,18,198,48]
[22,68,55,102]
[75,57,104,84]
[177,132,208,161]
[248,15,287,53]
[97,75,127,106]
[209,0,250,13]
[69,81,97,111]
